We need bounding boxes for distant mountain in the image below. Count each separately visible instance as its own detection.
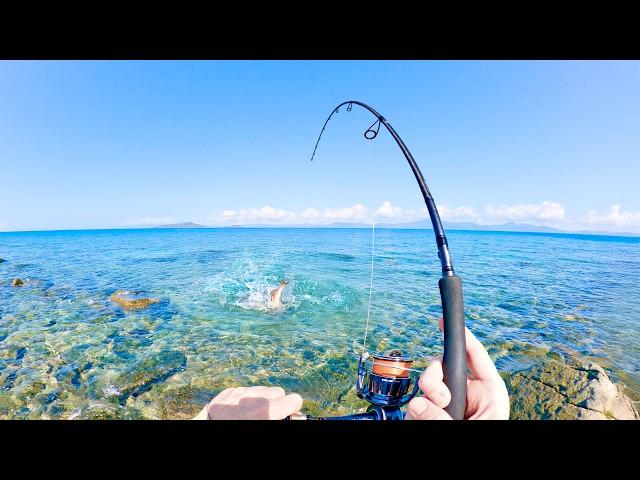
[322,220,563,232]
[156,222,209,229]
[161,220,639,237]
[322,222,375,228]
[212,222,376,229]
[369,220,559,232]
[447,222,563,233]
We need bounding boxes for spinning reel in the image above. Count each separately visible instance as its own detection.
[287,101,468,421]
[287,350,420,420]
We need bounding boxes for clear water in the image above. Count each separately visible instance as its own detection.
[1,228,639,419]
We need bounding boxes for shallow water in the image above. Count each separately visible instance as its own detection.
[1,228,639,419]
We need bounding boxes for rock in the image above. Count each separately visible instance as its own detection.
[109,290,159,310]
[115,350,187,402]
[18,381,46,400]
[76,403,144,420]
[0,391,21,419]
[0,257,4,263]
[11,278,23,287]
[505,359,639,420]
[154,384,218,419]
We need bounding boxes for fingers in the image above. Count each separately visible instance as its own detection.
[405,396,452,420]
[269,393,303,419]
[240,386,286,399]
[418,356,451,409]
[263,386,286,399]
[438,317,499,382]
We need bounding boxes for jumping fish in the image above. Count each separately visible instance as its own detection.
[268,280,288,309]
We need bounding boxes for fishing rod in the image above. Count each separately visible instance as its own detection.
[287,100,467,420]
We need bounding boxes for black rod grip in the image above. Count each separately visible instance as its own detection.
[438,275,467,420]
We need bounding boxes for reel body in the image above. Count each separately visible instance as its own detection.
[357,349,420,409]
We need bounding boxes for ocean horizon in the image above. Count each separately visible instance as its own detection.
[2,225,640,240]
[1,227,639,419]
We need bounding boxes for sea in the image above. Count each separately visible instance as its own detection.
[1,228,638,419]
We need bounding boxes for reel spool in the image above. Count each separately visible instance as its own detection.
[356,349,420,408]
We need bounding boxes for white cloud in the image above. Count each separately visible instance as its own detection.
[373,201,428,222]
[375,201,403,218]
[585,205,640,227]
[124,217,177,226]
[218,206,297,224]
[213,205,300,225]
[415,200,569,226]
[214,202,420,225]
[301,204,368,223]
[205,201,640,233]
[438,201,566,225]
[439,205,482,223]
[484,201,566,223]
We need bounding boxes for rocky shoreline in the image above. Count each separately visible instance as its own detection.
[505,359,639,420]
[2,255,638,419]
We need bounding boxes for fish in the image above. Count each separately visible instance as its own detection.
[268,280,288,309]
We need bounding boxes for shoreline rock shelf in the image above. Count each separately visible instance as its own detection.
[505,359,639,420]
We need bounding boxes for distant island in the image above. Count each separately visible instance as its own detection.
[156,222,209,229]
[153,220,639,237]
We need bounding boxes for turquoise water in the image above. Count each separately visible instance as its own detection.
[1,228,639,419]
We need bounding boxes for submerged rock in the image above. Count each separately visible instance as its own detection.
[76,403,144,420]
[153,384,218,419]
[109,290,159,310]
[505,359,639,420]
[115,350,187,402]
[11,278,23,287]
[0,391,22,419]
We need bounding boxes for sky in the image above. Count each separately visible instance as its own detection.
[1,60,639,233]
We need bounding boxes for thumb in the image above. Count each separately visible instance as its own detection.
[405,396,452,420]
[269,393,303,420]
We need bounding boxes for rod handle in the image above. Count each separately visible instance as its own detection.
[438,275,467,420]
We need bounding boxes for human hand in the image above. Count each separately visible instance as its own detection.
[406,317,509,420]
[193,386,303,420]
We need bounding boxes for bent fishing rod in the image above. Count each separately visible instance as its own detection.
[287,100,467,420]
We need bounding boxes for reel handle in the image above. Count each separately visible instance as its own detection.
[438,275,467,420]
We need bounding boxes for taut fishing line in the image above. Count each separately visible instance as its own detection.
[362,140,375,356]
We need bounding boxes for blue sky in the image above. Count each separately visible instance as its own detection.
[1,60,639,233]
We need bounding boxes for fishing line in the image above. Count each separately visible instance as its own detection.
[362,139,375,355]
